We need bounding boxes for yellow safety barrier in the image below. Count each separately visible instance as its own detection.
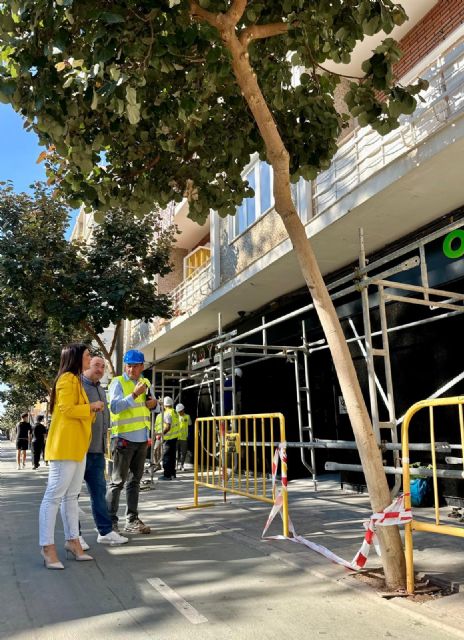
[178,413,289,537]
[402,396,464,593]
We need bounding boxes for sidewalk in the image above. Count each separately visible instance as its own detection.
[1,437,464,640]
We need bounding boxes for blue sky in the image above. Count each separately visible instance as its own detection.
[0,104,77,238]
[0,104,47,190]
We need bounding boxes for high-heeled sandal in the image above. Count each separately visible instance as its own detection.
[40,548,64,570]
[64,541,94,562]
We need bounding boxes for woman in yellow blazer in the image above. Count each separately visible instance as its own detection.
[39,343,104,569]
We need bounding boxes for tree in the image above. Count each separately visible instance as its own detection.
[0,1,428,589]
[0,291,76,398]
[0,183,175,376]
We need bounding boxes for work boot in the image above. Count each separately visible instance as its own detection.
[124,518,151,534]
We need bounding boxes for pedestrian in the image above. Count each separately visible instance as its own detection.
[80,356,129,548]
[107,349,158,534]
[155,396,179,481]
[38,343,104,570]
[176,404,191,471]
[31,415,47,469]
[15,412,32,470]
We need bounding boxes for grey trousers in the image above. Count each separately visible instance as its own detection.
[106,439,147,525]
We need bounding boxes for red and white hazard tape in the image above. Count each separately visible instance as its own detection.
[262,443,412,571]
[262,444,289,536]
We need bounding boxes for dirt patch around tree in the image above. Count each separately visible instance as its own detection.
[350,568,458,602]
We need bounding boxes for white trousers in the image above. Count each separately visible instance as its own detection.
[39,459,86,546]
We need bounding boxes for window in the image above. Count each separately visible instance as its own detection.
[231,158,310,238]
[291,176,310,222]
[232,160,273,237]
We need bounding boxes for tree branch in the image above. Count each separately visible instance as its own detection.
[108,319,121,360]
[239,22,289,46]
[189,1,221,28]
[81,321,116,376]
[313,61,363,81]
[39,375,52,395]
[228,0,247,26]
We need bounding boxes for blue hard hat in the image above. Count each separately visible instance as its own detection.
[123,349,145,364]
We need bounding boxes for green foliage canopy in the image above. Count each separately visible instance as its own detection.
[0,182,175,380]
[0,1,427,223]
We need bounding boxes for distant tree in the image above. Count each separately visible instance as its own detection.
[0,182,175,376]
[0,0,429,589]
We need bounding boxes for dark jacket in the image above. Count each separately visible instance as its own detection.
[81,375,109,453]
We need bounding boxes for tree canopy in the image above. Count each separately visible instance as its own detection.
[0,1,426,222]
[0,182,175,376]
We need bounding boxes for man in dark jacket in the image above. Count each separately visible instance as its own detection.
[31,415,47,469]
[81,356,129,548]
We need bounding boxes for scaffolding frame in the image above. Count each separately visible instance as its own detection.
[144,215,464,490]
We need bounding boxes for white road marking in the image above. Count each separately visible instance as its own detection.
[147,578,208,625]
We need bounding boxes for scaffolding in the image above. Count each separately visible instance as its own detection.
[143,215,464,492]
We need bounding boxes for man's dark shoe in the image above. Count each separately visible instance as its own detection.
[124,518,151,534]
[158,476,172,481]
[112,523,120,533]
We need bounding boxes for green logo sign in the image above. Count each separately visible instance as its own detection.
[443,229,464,259]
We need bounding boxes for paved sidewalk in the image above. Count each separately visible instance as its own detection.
[1,437,464,639]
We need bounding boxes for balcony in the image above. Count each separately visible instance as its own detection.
[314,36,464,216]
[172,257,213,314]
[129,257,213,350]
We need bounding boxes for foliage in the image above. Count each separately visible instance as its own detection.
[0,397,30,435]
[81,207,174,335]
[0,182,175,377]
[0,290,76,398]
[0,1,427,223]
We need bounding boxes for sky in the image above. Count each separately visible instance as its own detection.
[0,104,77,238]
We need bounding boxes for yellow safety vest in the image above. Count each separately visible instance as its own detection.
[109,376,151,437]
[155,407,179,440]
[178,414,190,441]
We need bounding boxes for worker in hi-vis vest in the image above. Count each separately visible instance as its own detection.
[107,349,158,534]
[155,396,179,480]
[175,403,192,471]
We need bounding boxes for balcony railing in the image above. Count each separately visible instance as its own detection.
[172,258,213,314]
[129,259,213,349]
[314,36,464,216]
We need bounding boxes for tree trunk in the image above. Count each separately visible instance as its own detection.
[276,205,406,588]
[81,322,116,377]
[202,11,406,589]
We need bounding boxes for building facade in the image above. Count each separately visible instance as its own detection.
[127,1,464,493]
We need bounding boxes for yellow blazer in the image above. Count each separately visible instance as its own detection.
[45,372,93,462]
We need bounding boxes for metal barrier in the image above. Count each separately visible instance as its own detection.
[402,396,464,593]
[178,413,289,537]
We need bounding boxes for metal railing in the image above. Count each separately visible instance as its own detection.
[179,413,289,537]
[314,37,464,216]
[171,259,213,315]
[402,396,464,594]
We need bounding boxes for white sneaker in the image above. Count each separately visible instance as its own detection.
[97,530,129,545]
[79,535,90,551]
